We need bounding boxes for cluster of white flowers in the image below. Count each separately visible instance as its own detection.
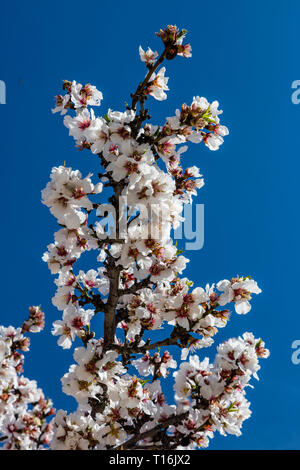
[172,333,269,448]
[42,166,102,230]
[1,25,268,451]
[0,309,54,449]
[42,225,99,275]
[116,276,261,347]
[49,333,268,450]
[52,80,103,116]
[50,340,175,449]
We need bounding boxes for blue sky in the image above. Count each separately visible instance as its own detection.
[1,0,300,450]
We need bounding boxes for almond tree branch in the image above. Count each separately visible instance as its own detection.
[114,410,189,450]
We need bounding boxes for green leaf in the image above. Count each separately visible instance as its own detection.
[139,379,150,386]
[227,401,238,412]
[186,280,194,288]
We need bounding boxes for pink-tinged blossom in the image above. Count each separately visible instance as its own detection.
[70,81,103,109]
[52,94,71,115]
[139,46,158,66]
[22,306,45,333]
[147,67,169,101]
[41,166,102,230]
[217,277,262,314]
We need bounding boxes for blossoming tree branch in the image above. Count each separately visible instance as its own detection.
[0,25,269,450]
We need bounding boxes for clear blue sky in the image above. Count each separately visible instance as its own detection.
[1,0,300,450]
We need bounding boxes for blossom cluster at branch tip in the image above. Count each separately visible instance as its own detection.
[156,25,192,59]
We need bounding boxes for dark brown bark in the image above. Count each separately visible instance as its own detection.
[114,411,189,450]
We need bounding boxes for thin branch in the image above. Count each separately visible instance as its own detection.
[114,411,189,450]
[118,276,152,296]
